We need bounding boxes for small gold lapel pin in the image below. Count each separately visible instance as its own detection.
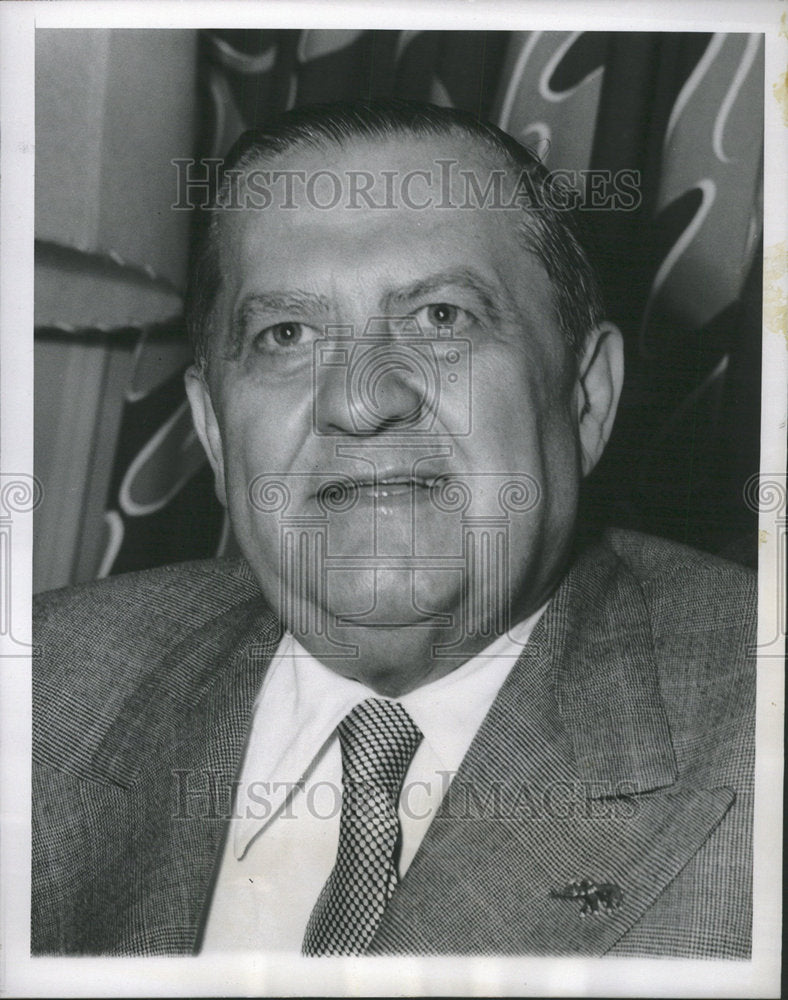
[550,879,623,917]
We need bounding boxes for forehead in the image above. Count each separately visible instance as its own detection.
[215,132,558,333]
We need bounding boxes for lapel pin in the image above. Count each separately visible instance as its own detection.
[550,878,623,917]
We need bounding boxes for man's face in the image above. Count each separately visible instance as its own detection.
[187,133,614,695]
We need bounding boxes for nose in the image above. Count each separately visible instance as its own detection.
[314,341,433,436]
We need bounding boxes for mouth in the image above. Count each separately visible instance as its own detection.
[357,474,435,499]
[348,475,437,502]
[312,469,443,506]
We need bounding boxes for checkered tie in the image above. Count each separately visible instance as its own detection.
[302,697,423,956]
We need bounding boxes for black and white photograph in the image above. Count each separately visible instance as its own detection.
[0,1,784,996]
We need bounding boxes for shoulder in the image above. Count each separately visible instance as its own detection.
[603,525,756,585]
[33,559,270,769]
[34,557,263,681]
[34,557,262,632]
[601,529,756,786]
[33,559,260,659]
[603,526,756,630]
[33,556,266,671]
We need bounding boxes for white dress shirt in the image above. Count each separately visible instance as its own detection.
[201,610,545,952]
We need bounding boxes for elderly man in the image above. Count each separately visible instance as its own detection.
[32,101,754,958]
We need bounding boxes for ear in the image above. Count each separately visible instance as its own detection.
[574,321,624,477]
[185,365,227,506]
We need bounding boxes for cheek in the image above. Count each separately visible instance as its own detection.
[218,408,284,587]
[216,389,315,547]
[467,346,580,514]
[217,384,287,473]
[469,348,548,446]
[223,411,263,479]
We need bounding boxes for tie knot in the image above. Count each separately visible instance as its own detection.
[337,698,423,797]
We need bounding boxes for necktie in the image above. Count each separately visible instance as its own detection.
[302,697,423,956]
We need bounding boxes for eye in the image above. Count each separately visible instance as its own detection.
[253,321,321,353]
[428,303,458,327]
[412,302,469,332]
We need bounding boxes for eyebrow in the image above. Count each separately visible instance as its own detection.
[228,289,332,357]
[382,267,505,322]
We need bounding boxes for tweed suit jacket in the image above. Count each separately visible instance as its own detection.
[32,528,755,957]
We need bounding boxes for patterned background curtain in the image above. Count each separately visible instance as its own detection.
[33,28,763,592]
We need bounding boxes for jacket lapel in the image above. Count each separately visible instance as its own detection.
[370,539,735,955]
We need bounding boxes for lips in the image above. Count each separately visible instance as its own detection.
[310,467,445,504]
[354,475,434,499]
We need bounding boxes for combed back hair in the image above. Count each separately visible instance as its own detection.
[185,99,605,374]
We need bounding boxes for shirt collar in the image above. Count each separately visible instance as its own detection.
[232,609,546,858]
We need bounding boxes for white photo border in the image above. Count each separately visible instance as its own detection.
[1,1,784,996]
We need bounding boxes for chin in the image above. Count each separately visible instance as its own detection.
[322,624,462,696]
[324,568,462,629]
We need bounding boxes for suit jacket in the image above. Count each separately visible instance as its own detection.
[32,528,755,957]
